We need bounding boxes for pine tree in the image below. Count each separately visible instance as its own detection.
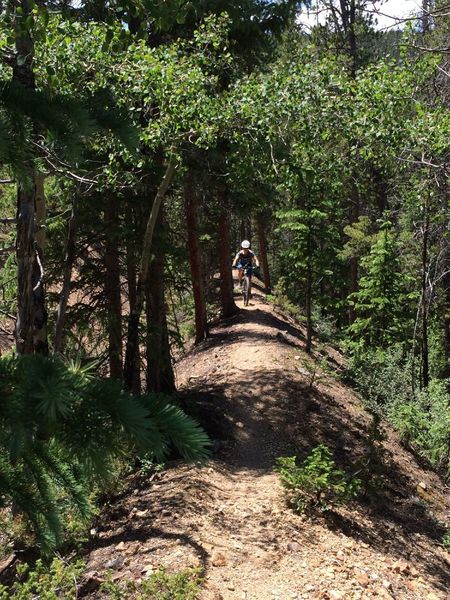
[348,220,414,353]
[0,354,209,553]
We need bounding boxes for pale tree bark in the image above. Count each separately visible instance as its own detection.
[443,265,450,381]
[421,201,430,389]
[305,235,313,354]
[125,203,141,394]
[123,154,177,391]
[348,183,359,325]
[13,0,48,355]
[104,200,123,380]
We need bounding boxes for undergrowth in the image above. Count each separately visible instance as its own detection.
[100,567,203,599]
[266,279,305,323]
[0,559,203,599]
[347,347,450,478]
[0,353,209,554]
[0,558,85,599]
[276,444,361,513]
[443,531,450,552]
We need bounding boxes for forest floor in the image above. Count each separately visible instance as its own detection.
[76,287,449,598]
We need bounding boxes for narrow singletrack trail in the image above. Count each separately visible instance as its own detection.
[83,289,450,600]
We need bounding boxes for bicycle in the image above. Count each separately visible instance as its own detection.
[241,264,254,306]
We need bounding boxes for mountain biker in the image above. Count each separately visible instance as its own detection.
[232,240,260,295]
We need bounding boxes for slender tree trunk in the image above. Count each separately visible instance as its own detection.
[305,232,313,354]
[184,168,208,343]
[32,173,48,354]
[372,166,388,215]
[348,0,357,77]
[255,212,271,293]
[145,216,175,393]
[217,183,237,318]
[125,204,141,394]
[104,200,123,380]
[54,194,78,354]
[443,262,450,382]
[123,155,176,391]
[422,0,430,34]
[421,204,430,389]
[13,0,48,355]
[348,183,359,324]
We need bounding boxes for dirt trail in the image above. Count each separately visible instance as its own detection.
[83,289,450,600]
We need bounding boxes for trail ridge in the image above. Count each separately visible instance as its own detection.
[84,290,450,600]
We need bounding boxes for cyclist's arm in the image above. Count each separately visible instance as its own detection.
[253,254,260,268]
[232,252,241,267]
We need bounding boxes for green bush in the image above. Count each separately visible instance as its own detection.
[0,558,84,599]
[348,347,450,477]
[346,344,413,409]
[0,354,210,553]
[443,531,450,552]
[388,379,450,476]
[100,567,203,599]
[275,444,361,513]
[266,278,304,322]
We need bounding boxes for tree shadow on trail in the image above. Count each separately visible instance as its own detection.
[177,306,450,591]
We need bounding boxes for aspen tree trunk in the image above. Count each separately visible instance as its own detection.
[54,194,78,354]
[443,266,450,381]
[184,168,208,343]
[104,201,123,380]
[421,203,430,389]
[145,217,175,393]
[422,0,430,34]
[125,204,141,394]
[348,184,359,325]
[305,234,313,354]
[255,213,271,293]
[123,155,176,391]
[13,0,48,355]
[217,183,237,318]
[340,0,359,325]
[32,173,48,354]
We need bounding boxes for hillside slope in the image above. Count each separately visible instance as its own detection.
[82,289,450,600]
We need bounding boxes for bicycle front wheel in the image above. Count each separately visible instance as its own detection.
[242,275,250,306]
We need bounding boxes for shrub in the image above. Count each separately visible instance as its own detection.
[346,344,413,409]
[347,347,450,477]
[0,558,84,599]
[443,531,450,552]
[275,444,361,513]
[266,278,304,322]
[388,379,450,476]
[100,567,203,599]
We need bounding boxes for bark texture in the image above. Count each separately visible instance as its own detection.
[217,183,237,319]
[123,155,176,391]
[14,0,48,355]
[54,194,78,354]
[125,203,141,394]
[255,213,271,293]
[104,200,123,380]
[145,219,175,394]
[184,168,208,343]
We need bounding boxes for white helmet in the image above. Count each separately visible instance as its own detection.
[241,239,251,249]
